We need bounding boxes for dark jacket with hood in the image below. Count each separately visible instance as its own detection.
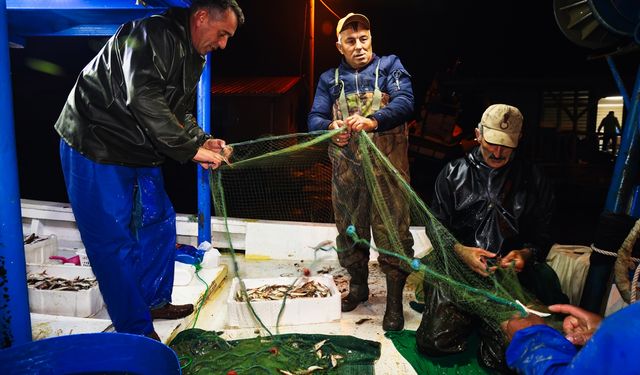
[430,146,554,262]
[55,8,208,167]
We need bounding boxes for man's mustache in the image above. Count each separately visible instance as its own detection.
[489,154,506,161]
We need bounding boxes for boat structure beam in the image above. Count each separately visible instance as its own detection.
[0,0,32,347]
[197,52,213,244]
[604,57,640,216]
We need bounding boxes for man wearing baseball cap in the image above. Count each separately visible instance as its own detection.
[415,104,567,371]
[308,12,415,331]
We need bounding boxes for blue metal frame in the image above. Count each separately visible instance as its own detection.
[7,0,189,44]
[2,0,217,347]
[197,52,212,245]
[604,56,640,216]
[631,186,640,217]
[1,0,31,347]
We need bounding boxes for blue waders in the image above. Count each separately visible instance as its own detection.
[60,140,176,335]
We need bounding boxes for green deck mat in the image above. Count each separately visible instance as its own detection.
[385,330,496,375]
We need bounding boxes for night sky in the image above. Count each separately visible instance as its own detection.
[8,0,639,243]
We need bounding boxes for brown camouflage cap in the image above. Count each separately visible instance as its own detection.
[336,13,370,38]
[479,104,523,148]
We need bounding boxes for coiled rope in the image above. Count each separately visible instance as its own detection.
[607,218,640,304]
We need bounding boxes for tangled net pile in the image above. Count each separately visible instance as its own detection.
[170,129,542,374]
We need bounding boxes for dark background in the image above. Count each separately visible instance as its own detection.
[9,0,639,245]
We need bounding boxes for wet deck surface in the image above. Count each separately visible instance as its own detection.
[27,252,423,374]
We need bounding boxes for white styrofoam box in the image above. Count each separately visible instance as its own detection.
[227,275,341,328]
[26,264,104,318]
[243,221,431,261]
[24,234,58,264]
[174,262,196,286]
[244,221,339,260]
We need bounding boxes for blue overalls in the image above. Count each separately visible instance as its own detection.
[60,140,176,335]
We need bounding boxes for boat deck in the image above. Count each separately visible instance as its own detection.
[197,255,421,374]
[31,253,422,374]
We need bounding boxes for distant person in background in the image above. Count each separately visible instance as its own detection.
[54,0,243,340]
[502,302,640,374]
[416,104,568,371]
[597,111,621,154]
[308,12,415,331]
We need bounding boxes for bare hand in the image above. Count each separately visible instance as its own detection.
[203,138,233,164]
[548,304,602,345]
[499,249,532,272]
[192,147,225,170]
[454,243,496,276]
[345,114,377,132]
[202,138,226,152]
[329,120,350,147]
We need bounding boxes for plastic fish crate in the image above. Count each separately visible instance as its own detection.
[26,264,104,318]
[227,275,341,328]
[24,235,58,264]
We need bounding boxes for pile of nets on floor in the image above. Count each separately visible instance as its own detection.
[171,330,380,375]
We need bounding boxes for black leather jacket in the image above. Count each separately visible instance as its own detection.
[55,8,208,167]
[430,147,554,262]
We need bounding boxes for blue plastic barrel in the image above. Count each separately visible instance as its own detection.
[0,332,181,374]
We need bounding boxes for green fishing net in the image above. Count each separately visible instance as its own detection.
[210,131,335,223]
[170,330,380,375]
[175,129,545,373]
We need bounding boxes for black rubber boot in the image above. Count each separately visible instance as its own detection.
[341,267,369,312]
[383,275,406,331]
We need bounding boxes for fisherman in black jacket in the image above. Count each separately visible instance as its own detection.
[55,0,244,340]
[416,104,568,371]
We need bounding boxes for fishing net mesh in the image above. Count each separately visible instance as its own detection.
[170,129,542,374]
[210,131,335,223]
[170,330,380,375]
